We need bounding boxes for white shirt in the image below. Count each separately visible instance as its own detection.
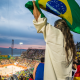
[33,15,73,80]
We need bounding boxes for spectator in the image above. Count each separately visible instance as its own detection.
[73,57,80,80]
[8,76,14,80]
[13,74,18,80]
[72,61,77,77]
[8,75,18,80]
[29,74,33,80]
[23,77,26,80]
[20,76,24,80]
[33,57,44,80]
[11,76,14,80]
[0,75,1,80]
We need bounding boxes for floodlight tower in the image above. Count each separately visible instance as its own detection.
[19,42,23,55]
[11,39,14,56]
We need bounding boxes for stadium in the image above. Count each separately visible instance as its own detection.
[0,49,45,80]
[0,47,80,80]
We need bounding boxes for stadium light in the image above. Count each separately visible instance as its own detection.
[19,42,23,45]
[19,42,23,55]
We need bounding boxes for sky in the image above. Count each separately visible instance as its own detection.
[0,0,80,49]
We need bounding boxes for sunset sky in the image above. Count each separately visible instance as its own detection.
[0,0,80,49]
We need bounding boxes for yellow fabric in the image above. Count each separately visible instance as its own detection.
[38,0,50,8]
[33,15,73,80]
[73,77,80,80]
[59,0,72,25]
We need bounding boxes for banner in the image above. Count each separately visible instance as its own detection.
[0,55,10,59]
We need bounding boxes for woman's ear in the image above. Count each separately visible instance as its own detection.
[56,25,58,27]
[55,25,58,28]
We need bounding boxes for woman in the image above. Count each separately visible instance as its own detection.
[32,1,76,80]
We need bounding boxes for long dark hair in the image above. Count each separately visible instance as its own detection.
[54,19,76,62]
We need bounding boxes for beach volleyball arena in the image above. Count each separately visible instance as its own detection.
[0,49,44,79]
[0,58,37,79]
[0,63,27,76]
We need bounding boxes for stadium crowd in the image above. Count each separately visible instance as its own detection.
[0,49,80,80]
[0,57,40,80]
[21,49,45,59]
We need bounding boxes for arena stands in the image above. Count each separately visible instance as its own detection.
[21,49,45,59]
[0,49,45,79]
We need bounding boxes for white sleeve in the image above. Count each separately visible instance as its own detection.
[33,15,61,42]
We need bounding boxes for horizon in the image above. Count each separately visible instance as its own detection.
[0,47,45,50]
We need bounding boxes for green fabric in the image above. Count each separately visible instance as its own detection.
[64,0,80,34]
[25,1,45,18]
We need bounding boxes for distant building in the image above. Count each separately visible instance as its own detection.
[15,48,17,49]
[76,42,80,52]
[9,47,11,49]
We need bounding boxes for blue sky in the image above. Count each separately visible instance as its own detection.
[0,0,80,49]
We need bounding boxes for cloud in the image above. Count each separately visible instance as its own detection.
[0,33,45,45]
[0,0,80,49]
[0,24,44,39]
[1,16,8,22]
